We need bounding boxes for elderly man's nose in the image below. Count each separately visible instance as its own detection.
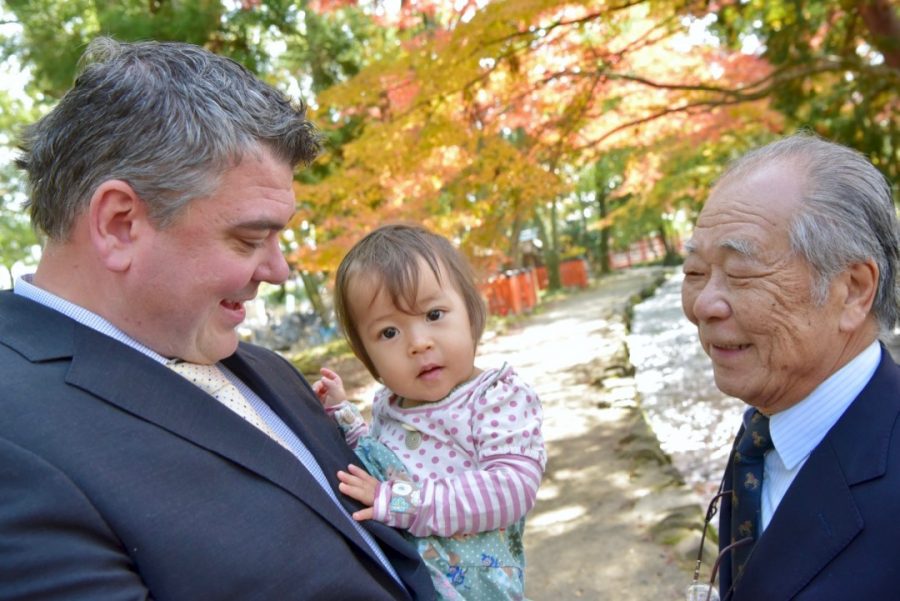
[690,280,732,321]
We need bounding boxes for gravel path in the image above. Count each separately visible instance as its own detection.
[474,268,697,601]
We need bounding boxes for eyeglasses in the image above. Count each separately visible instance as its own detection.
[685,488,753,601]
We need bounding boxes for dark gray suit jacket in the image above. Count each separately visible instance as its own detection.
[0,290,435,600]
[719,345,900,600]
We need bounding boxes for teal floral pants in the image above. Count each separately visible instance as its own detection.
[355,436,528,601]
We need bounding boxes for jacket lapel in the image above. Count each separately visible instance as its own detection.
[224,346,426,562]
[63,326,389,558]
[224,346,353,475]
[731,350,900,601]
[733,442,863,600]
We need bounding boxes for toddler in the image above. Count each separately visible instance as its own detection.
[314,224,546,601]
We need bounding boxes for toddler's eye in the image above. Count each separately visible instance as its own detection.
[380,327,399,340]
[426,309,444,322]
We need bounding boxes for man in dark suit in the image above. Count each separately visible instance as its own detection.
[0,37,435,600]
[682,133,899,600]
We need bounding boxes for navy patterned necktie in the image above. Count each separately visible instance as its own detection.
[730,408,774,581]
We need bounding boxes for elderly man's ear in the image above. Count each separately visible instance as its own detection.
[836,259,879,332]
[88,180,151,272]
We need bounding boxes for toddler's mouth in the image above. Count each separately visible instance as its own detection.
[418,364,443,378]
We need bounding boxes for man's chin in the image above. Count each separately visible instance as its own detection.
[183,335,240,365]
[712,373,744,401]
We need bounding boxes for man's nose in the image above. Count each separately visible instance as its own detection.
[255,239,291,285]
[686,274,732,322]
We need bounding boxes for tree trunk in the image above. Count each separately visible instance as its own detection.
[577,191,591,265]
[657,219,681,265]
[508,207,523,269]
[595,173,611,275]
[300,271,331,327]
[548,198,561,289]
[534,208,560,290]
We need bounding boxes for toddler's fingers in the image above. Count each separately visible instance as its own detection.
[352,507,374,521]
[347,464,370,478]
[337,469,361,486]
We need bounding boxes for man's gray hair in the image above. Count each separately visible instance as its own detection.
[17,37,322,241]
[718,132,899,331]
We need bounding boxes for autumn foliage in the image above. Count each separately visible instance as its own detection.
[1,0,896,288]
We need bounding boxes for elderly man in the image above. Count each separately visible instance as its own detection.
[0,38,434,600]
[682,134,899,600]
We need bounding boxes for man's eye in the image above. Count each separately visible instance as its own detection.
[425,309,444,322]
[380,327,398,340]
[242,238,266,249]
[726,272,756,281]
[682,264,706,277]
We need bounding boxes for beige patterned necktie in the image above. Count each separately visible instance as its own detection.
[169,361,289,450]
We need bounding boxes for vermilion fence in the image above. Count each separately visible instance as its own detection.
[481,236,679,316]
[534,258,590,290]
[481,259,589,316]
[608,237,669,270]
[480,269,539,317]
[560,258,590,288]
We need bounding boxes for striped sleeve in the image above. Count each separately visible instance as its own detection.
[371,453,543,537]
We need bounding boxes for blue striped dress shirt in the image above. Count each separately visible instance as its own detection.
[761,340,881,530]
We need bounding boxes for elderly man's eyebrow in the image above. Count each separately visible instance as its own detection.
[721,238,756,257]
[682,238,757,257]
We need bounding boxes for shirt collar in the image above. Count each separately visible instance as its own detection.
[769,340,881,470]
[14,273,171,364]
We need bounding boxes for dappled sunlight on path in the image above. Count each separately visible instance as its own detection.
[476,268,694,601]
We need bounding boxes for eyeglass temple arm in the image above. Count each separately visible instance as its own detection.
[703,536,754,601]
[691,489,733,583]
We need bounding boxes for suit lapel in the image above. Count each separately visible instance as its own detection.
[224,347,352,474]
[224,346,426,562]
[733,442,863,600]
[731,350,900,601]
[64,326,386,556]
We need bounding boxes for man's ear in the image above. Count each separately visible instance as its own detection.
[88,180,149,272]
[837,258,878,332]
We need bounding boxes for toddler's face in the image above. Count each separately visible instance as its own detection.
[349,258,477,405]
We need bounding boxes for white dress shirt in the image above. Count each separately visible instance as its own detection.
[761,340,882,530]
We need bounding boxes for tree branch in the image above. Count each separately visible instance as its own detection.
[859,0,900,69]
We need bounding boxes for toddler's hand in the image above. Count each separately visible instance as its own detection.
[337,464,378,521]
[312,367,348,408]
